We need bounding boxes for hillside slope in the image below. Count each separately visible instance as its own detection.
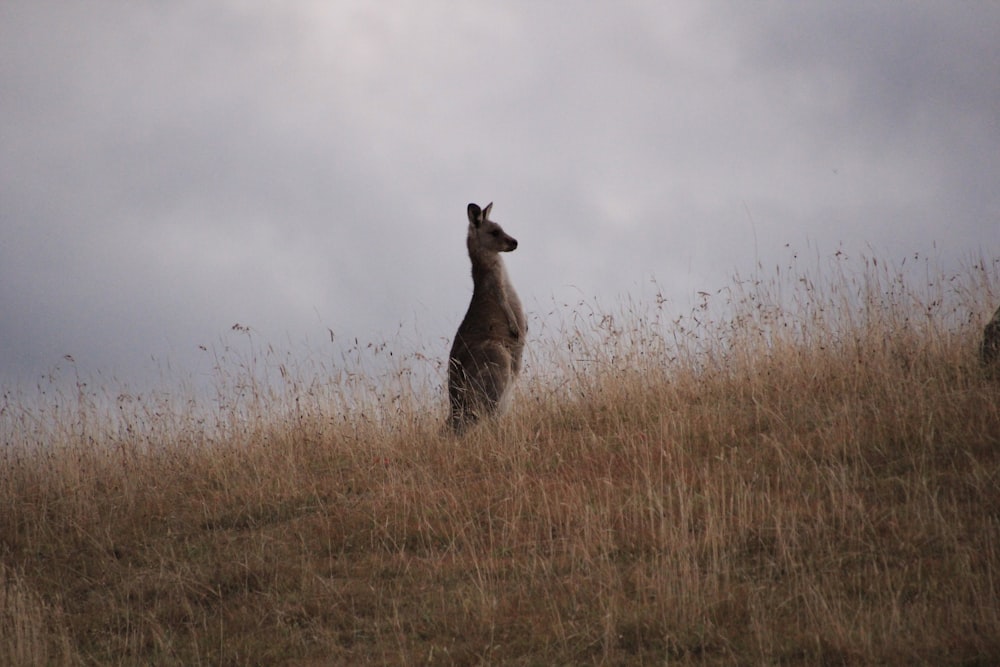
[3,257,999,665]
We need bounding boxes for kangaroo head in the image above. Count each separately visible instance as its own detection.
[468,202,518,254]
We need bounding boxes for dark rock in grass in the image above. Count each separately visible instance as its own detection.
[981,305,1000,368]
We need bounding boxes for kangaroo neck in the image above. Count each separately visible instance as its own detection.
[469,251,508,294]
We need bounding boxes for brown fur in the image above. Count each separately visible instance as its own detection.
[448,202,527,434]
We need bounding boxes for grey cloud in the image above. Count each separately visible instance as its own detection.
[1,1,998,392]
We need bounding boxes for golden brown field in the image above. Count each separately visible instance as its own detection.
[3,255,999,665]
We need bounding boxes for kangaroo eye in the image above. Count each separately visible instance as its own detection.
[490,230,501,237]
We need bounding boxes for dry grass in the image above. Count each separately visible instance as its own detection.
[2,253,1000,665]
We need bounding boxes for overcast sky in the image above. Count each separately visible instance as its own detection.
[2,1,999,395]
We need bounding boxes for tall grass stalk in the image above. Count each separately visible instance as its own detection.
[2,253,999,664]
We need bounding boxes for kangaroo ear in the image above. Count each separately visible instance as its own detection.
[467,203,482,226]
[483,202,493,219]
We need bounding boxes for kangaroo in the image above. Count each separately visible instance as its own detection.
[447,202,527,434]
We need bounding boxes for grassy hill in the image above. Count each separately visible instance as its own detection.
[3,256,1000,665]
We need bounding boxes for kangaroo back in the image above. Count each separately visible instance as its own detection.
[447,202,526,434]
